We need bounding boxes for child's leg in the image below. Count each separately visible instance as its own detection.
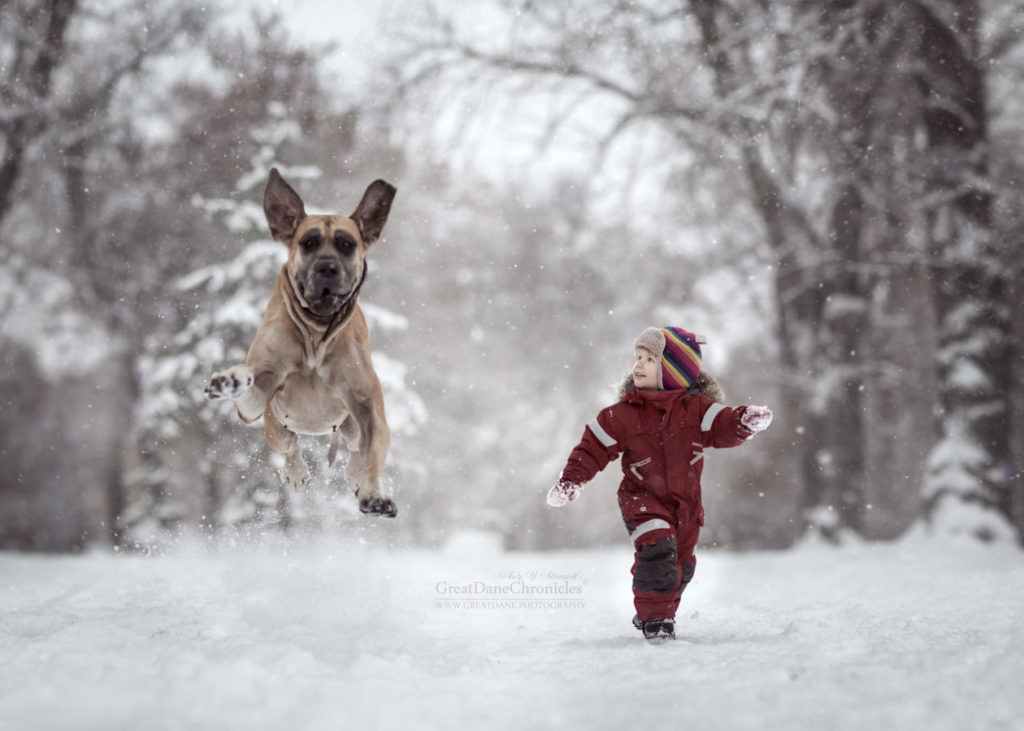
[631,530,678,620]
[622,499,679,621]
[668,512,702,617]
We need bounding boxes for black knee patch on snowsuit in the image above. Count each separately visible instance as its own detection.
[675,562,696,598]
[633,536,678,594]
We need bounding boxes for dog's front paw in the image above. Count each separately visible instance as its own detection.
[359,495,398,518]
[205,366,254,401]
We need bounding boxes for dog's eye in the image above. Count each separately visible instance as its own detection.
[300,232,321,254]
[334,231,356,255]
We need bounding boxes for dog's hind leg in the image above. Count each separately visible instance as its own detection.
[343,398,395,517]
[264,407,309,490]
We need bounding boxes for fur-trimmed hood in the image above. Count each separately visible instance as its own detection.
[616,370,726,404]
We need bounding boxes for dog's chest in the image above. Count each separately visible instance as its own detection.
[270,366,347,435]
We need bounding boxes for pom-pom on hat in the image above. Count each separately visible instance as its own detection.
[633,326,706,391]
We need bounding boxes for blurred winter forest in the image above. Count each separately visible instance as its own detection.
[1,0,1022,553]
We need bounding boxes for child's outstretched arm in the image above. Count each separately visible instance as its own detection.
[699,397,773,449]
[546,408,623,507]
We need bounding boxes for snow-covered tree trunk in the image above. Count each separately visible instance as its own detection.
[0,0,209,550]
[0,0,77,225]
[807,1,940,539]
[917,1,1016,540]
[690,0,881,539]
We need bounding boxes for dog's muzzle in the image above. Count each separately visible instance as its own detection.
[298,258,364,318]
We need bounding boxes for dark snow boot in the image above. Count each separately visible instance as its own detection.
[632,614,675,641]
[643,618,675,641]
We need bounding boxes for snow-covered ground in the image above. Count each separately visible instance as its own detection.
[1,529,1021,731]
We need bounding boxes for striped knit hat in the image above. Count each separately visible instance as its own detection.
[633,326,706,391]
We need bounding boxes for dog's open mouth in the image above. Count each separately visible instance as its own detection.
[297,281,355,317]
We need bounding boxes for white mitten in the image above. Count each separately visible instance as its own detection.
[546,480,584,507]
[741,405,773,433]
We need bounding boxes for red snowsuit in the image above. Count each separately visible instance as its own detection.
[560,387,753,621]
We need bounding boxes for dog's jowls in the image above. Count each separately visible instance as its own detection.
[205,168,398,517]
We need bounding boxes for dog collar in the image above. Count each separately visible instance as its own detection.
[319,258,368,343]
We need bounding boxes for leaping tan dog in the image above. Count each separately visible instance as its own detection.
[205,168,398,517]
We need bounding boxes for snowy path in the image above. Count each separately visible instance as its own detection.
[1,532,1022,730]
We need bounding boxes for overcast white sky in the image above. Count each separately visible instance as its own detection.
[234,0,411,96]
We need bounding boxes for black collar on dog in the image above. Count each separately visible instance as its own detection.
[320,258,368,343]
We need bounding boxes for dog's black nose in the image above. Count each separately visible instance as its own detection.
[313,259,340,280]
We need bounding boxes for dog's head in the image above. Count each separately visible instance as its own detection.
[263,168,396,319]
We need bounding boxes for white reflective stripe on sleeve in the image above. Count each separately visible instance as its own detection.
[587,418,617,448]
[629,518,672,543]
[701,403,726,432]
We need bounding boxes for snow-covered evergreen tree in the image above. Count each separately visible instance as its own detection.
[918,2,1015,541]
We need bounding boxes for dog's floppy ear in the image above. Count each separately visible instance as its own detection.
[351,180,396,246]
[263,168,306,242]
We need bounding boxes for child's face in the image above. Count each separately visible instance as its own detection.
[633,347,660,390]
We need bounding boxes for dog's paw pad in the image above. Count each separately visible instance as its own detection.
[359,496,398,518]
[205,367,253,400]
